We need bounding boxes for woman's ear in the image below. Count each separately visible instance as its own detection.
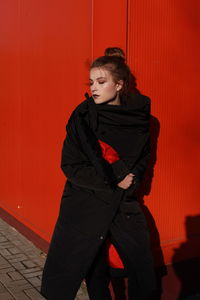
[116,80,124,91]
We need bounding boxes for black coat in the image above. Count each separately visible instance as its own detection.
[59,93,151,236]
[41,93,155,299]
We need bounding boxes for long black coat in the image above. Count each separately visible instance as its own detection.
[41,93,155,299]
[60,93,150,235]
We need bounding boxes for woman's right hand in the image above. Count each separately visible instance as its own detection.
[117,173,135,189]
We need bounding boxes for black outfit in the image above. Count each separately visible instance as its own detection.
[41,93,157,300]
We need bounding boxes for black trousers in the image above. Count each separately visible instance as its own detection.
[41,201,156,300]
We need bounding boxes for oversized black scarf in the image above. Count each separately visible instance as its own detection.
[62,92,150,191]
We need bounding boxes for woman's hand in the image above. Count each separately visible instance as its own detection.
[117,173,135,190]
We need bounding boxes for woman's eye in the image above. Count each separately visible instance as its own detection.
[98,81,105,84]
[89,82,93,86]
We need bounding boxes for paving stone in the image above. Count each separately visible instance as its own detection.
[0,242,13,249]
[25,251,44,259]
[22,260,36,268]
[23,270,42,278]
[27,276,41,287]
[0,281,6,292]
[31,257,45,267]
[76,284,89,300]
[8,247,22,255]
[0,291,15,299]
[21,267,41,274]
[8,289,31,300]
[7,254,28,263]
[8,271,24,280]
[0,273,12,285]
[0,237,8,242]
[24,288,45,299]
[0,218,89,299]
[0,255,8,264]
[0,262,11,269]
[7,254,27,260]
[10,262,26,271]
[0,249,11,256]
[18,246,35,253]
[11,241,23,247]
[0,267,15,274]
[5,279,31,288]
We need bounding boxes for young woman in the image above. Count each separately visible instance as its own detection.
[41,48,157,300]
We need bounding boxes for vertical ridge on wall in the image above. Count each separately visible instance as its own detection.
[92,0,127,58]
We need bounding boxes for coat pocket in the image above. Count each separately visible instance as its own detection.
[120,201,148,230]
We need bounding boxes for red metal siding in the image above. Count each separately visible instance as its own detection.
[0,0,93,241]
[92,0,127,57]
[127,0,200,264]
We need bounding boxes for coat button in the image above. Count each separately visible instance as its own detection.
[99,236,104,240]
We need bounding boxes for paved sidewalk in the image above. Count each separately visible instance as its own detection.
[0,218,89,300]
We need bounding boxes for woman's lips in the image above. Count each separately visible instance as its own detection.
[93,94,100,99]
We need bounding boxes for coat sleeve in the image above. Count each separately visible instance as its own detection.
[61,113,114,192]
[110,142,150,189]
[110,160,130,183]
[130,137,150,189]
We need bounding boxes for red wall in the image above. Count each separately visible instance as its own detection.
[0,0,199,265]
[0,0,93,240]
[127,0,200,264]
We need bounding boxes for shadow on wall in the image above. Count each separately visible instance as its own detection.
[172,215,200,300]
[137,114,168,300]
[138,114,165,265]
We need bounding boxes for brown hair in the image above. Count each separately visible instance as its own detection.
[90,47,131,96]
[104,47,125,59]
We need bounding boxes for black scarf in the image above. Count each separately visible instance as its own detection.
[85,92,150,132]
[70,93,150,183]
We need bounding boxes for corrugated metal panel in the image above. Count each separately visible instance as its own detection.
[0,0,93,241]
[127,0,200,264]
[92,0,127,58]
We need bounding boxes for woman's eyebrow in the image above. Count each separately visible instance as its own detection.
[89,77,106,81]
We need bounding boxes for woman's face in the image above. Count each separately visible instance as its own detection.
[90,67,122,105]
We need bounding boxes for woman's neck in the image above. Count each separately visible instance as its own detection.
[107,93,121,105]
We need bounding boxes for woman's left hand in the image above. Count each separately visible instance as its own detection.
[117,173,135,189]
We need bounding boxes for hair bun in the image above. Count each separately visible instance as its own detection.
[104,47,125,61]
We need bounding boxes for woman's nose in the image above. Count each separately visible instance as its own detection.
[91,84,97,93]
